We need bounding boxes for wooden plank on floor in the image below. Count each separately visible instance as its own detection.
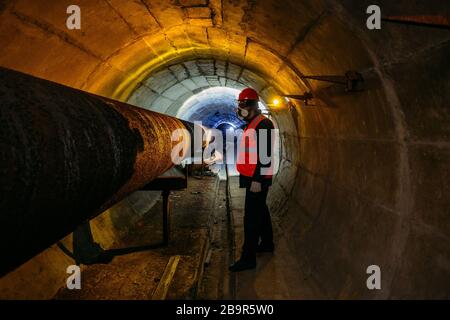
[151,255,181,300]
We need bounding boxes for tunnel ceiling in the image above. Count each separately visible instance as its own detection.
[1,0,447,113]
[0,0,343,105]
[0,0,392,144]
[175,87,249,128]
[127,59,272,116]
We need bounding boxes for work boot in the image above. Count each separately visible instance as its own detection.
[229,259,256,272]
[256,243,274,253]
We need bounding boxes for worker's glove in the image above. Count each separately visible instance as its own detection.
[250,181,262,193]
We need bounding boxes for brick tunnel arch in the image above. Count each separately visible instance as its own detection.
[0,0,449,299]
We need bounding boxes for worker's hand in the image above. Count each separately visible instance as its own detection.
[250,181,262,193]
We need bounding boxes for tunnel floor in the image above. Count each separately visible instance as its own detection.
[228,176,321,300]
[52,171,322,300]
[56,175,223,300]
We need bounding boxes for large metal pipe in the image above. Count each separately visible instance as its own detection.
[0,67,194,276]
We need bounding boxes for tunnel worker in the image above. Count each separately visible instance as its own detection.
[229,88,275,272]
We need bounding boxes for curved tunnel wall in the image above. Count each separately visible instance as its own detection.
[0,0,449,299]
[174,86,244,127]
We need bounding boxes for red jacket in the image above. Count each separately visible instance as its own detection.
[237,114,274,187]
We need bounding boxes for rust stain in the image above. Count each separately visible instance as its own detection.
[0,67,194,276]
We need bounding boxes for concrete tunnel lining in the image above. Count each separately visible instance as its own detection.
[0,0,449,299]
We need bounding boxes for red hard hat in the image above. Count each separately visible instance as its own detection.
[238,88,259,101]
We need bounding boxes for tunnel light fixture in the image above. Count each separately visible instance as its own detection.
[267,97,284,108]
[272,98,280,106]
[266,96,292,109]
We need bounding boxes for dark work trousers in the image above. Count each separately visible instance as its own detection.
[241,186,273,263]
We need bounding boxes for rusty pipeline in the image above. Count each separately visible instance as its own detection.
[0,67,198,276]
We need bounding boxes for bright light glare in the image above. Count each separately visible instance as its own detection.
[273,98,280,106]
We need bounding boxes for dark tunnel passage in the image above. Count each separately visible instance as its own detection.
[0,0,449,299]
